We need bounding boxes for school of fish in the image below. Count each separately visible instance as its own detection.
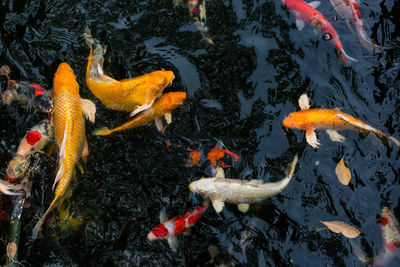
[0,0,398,265]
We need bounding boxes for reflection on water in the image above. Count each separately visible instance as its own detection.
[0,0,399,265]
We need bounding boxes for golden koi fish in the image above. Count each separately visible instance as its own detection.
[32,63,96,238]
[189,154,298,213]
[84,27,175,117]
[93,91,186,136]
[282,94,400,148]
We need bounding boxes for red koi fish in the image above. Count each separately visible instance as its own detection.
[330,0,390,52]
[352,207,400,266]
[282,94,400,148]
[147,205,207,252]
[282,0,356,65]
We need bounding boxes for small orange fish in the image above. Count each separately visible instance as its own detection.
[32,63,95,238]
[84,27,175,116]
[206,148,240,168]
[283,94,400,148]
[94,92,186,136]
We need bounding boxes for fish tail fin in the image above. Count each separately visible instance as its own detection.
[92,127,113,136]
[32,196,62,239]
[338,49,358,66]
[285,153,298,179]
[355,23,392,53]
[349,238,374,265]
[83,26,94,47]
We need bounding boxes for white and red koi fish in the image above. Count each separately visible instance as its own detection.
[147,205,207,252]
[282,0,356,65]
[6,119,54,183]
[283,94,400,148]
[352,207,400,266]
[329,0,390,52]
[174,0,214,44]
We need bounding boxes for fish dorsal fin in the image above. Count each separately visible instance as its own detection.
[53,123,70,191]
[164,113,172,124]
[213,166,225,178]
[159,208,168,223]
[80,98,96,123]
[238,203,250,213]
[129,103,153,117]
[296,18,305,31]
[335,113,376,132]
[308,1,321,9]
[298,93,310,110]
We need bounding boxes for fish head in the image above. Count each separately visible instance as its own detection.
[282,111,308,129]
[148,69,175,91]
[33,86,54,113]
[53,63,79,96]
[6,155,29,181]
[147,224,169,240]
[189,178,215,195]
[163,91,187,110]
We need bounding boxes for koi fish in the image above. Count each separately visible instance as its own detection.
[165,140,240,168]
[189,154,298,213]
[282,0,356,65]
[147,205,207,252]
[329,0,390,52]
[93,91,186,136]
[32,63,96,239]
[6,119,54,182]
[84,27,175,116]
[4,80,54,113]
[0,65,10,105]
[174,0,214,44]
[352,207,400,266]
[282,93,400,148]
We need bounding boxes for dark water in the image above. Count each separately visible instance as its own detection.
[0,0,400,266]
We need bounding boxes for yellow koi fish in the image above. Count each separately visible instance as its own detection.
[84,27,175,117]
[94,91,186,136]
[32,63,95,238]
[282,94,400,148]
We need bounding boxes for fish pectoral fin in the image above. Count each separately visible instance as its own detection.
[164,112,172,124]
[155,118,165,133]
[159,208,168,223]
[167,236,178,252]
[326,129,346,142]
[80,98,96,124]
[295,18,305,31]
[308,1,321,9]
[210,197,225,213]
[306,129,320,148]
[238,203,250,213]
[298,93,310,110]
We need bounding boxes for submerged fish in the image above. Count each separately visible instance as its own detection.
[6,119,54,182]
[352,207,400,266]
[189,154,298,213]
[0,65,10,105]
[329,0,390,52]
[32,63,96,238]
[282,0,356,65]
[147,205,207,252]
[84,27,175,116]
[282,93,400,148]
[174,0,214,44]
[93,91,186,136]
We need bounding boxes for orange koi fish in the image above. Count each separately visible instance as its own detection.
[32,63,96,238]
[282,94,400,148]
[94,92,186,136]
[352,207,400,265]
[84,27,175,116]
[282,0,356,65]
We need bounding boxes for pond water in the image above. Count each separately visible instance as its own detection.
[0,0,400,266]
